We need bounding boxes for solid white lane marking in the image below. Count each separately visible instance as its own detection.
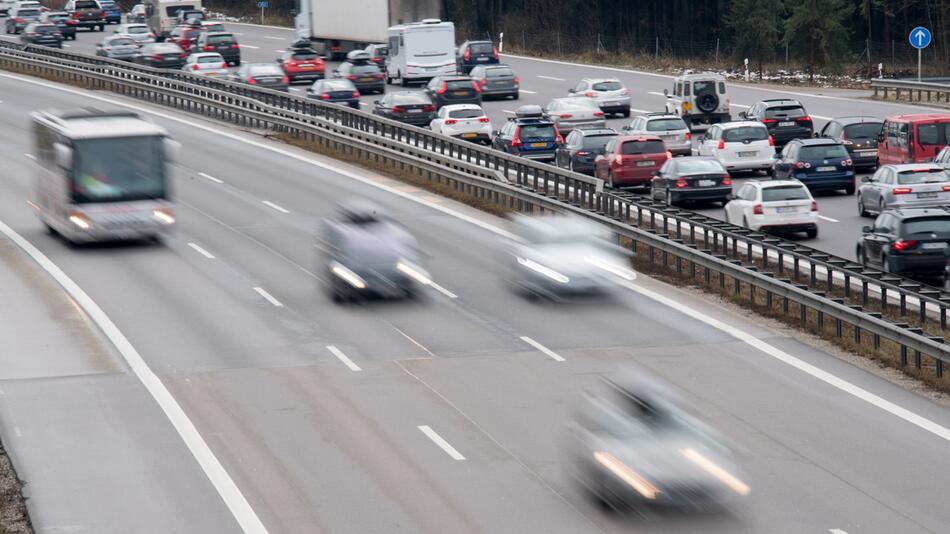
[647,91,665,96]
[187,242,216,259]
[253,286,283,307]
[198,171,224,184]
[24,153,35,160]
[829,530,848,534]
[273,49,284,53]
[224,21,294,32]
[326,345,362,371]
[819,215,840,223]
[812,114,832,121]
[429,281,458,299]
[417,425,465,460]
[537,75,566,81]
[62,44,71,48]
[520,336,566,362]
[263,36,283,40]
[261,200,290,213]
[731,103,751,108]
[519,89,536,94]
[502,109,515,114]
[0,219,270,534]
[239,44,259,49]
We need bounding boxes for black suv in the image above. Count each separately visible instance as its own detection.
[492,105,562,162]
[456,40,499,74]
[334,51,385,94]
[740,99,813,147]
[424,76,481,109]
[192,31,240,66]
[857,207,950,277]
[555,128,617,175]
[20,23,63,47]
[817,116,883,169]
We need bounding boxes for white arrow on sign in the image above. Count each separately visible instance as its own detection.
[915,29,927,47]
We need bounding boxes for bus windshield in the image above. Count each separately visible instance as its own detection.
[71,136,166,203]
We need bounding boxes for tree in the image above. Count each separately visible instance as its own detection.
[724,0,783,78]
[783,0,854,79]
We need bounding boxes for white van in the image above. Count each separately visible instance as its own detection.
[144,0,201,36]
[385,19,456,86]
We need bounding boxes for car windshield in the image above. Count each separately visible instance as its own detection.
[581,134,615,150]
[207,35,233,44]
[561,99,599,111]
[897,170,949,184]
[74,1,97,8]
[322,81,354,91]
[444,79,474,90]
[17,9,39,16]
[447,109,483,119]
[125,26,148,34]
[469,42,493,54]
[592,81,622,91]
[765,106,807,119]
[799,145,848,159]
[677,159,724,173]
[203,23,225,32]
[392,94,427,105]
[71,136,166,204]
[250,65,283,76]
[916,123,950,146]
[902,217,950,236]
[486,67,514,78]
[291,51,319,60]
[621,140,665,155]
[646,118,686,132]
[519,124,555,138]
[693,80,716,95]
[34,25,59,33]
[351,64,380,75]
[111,38,135,46]
[843,122,882,139]
[196,54,223,63]
[762,185,810,202]
[723,126,769,142]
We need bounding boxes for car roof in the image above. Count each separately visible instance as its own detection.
[639,113,680,120]
[616,134,663,142]
[581,77,621,83]
[831,116,882,125]
[463,39,492,45]
[761,98,803,106]
[46,10,68,15]
[888,163,945,172]
[676,72,726,81]
[190,52,222,58]
[792,138,840,146]
[34,108,168,139]
[575,128,617,136]
[441,103,483,112]
[756,179,806,188]
[888,207,950,218]
[884,113,950,122]
[720,120,767,129]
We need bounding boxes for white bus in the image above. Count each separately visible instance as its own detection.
[386,19,456,86]
[31,109,179,244]
[144,0,202,36]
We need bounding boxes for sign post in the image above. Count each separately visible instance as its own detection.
[908,26,932,83]
[257,0,268,25]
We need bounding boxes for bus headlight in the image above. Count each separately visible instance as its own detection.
[152,208,175,225]
[67,211,91,230]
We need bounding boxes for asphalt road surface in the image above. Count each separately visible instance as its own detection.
[0,21,949,534]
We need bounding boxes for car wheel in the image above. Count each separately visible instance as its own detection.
[882,254,892,274]
[878,198,885,214]
[399,72,408,87]
[742,216,750,230]
[622,109,630,118]
[845,183,855,195]
[857,194,869,217]
[806,227,818,239]
[858,245,868,268]
[568,159,575,173]
[943,272,950,292]
[512,92,519,100]
[665,189,673,206]
[607,172,615,189]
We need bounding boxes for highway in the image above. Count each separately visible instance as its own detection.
[0,40,950,532]
[7,21,950,267]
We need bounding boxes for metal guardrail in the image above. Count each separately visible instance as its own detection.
[871,78,950,103]
[2,42,950,379]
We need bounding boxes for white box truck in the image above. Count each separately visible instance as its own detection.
[294,0,442,60]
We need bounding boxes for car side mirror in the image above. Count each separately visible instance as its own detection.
[491,130,499,137]
[662,88,669,97]
[53,142,72,168]
[373,100,380,105]
[737,111,746,119]
[813,132,820,138]
[862,226,872,234]
[861,176,871,183]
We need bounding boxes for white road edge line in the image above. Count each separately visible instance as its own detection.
[520,335,566,362]
[0,219,270,534]
[326,345,362,371]
[261,200,290,213]
[417,425,465,460]
[198,171,224,184]
[537,75,566,81]
[187,242,216,259]
[429,281,458,299]
[24,153,35,160]
[819,215,840,223]
[828,529,849,534]
[252,286,284,307]
[263,36,284,40]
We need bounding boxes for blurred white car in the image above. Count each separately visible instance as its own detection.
[114,23,154,44]
[622,113,692,156]
[429,104,492,144]
[567,77,631,118]
[696,121,774,174]
[183,52,229,77]
[724,179,819,238]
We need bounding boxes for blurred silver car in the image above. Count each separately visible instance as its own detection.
[183,52,228,77]
[566,368,750,511]
[936,146,950,171]
[622,113,692,156]
[542,98,606,134]
[114,22,154,44]
[508,214,634,300]
[857,164,950,216]
[568,77,632,117]
[468,64,519,100]
[95,35,139,61]
[231,63,289,92]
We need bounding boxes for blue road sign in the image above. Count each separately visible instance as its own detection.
[257,0,268,7]
[909,27,932,49]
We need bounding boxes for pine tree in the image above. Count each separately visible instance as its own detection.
[783,0,854,80]
[724,0,783,78]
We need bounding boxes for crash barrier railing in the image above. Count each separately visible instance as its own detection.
[871,78,950,103]
[3,44,950,379]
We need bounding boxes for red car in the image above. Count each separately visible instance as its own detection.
[878,113,950,165]
[278,47,325,84]
[168,25,201,51]
[594,135,671,188]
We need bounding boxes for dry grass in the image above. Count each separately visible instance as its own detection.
[0,443,32,534]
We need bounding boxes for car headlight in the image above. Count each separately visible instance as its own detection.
[395,259,432,285]
[67,211,91,230]
[152,208,175,224]
[516,257,569,283]
[680,448,750,496]
[330,261,366,289]
[593,451,658,500]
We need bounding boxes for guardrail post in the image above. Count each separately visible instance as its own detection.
[914,349,921,369]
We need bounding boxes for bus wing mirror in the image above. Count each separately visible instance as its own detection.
[164,138,181,163]
[53,143,72,168]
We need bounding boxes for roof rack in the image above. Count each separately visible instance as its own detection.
[761,98,799,103]
[644,111,675,117]
[50,108,142,121]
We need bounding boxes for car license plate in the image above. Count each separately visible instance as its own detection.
[776,206,797,213]
[206,72,217,77]
[461,132,477,138]
[605,101,619,106]
[453,91,468,96]
[817,166,836,172]
[918,192,938,199]
[779,121,795,127]
[300,64,313,69]
[477,57,488,62]
[637,161,655,167]
[737,151,757,157]
[859,150,876,156]
[922,242,947,249]
[361,77,374,81]
[698,179,716,187]
[530,142,547,148]
[408,108,423,113]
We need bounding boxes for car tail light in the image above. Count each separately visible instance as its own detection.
[391,106,406,112]
[230,43,240,49]
[180,52,188,58]
[191,64,200,70]
[794,161,812,169]
[675,177,688,188]
[797,116,812,123]
[753,204,763,215]
[202,45,213,51]
[492,46,499,59]
[584,91,595,97]
[761,118,778,124]
[422,104,436,112]
[556,131,564,144]
[320,93,330,100]
[513,75,520,85]
[14,17,23,22]
[463,48,470,61]
[66,20,76,25]
[71,12,79,18]
[717,139,725,150]
[436,82,447,95]
[892,239,918,251]
[347,75,357,81]
[841,159,853,166]
[246,77,257,84]
[943,185,950,191]
[811,201,818,212]
[375,73,384,79]
[511,126,522,147]
[478,117,490,123]
[593,111,604,117]
[666,151,673,159]
[444,119,458,125]
[559,113,573,119]
[892,187,912,195]
[351,91,360,98]
[479,78,487,87]
[148,32,154,38]
[471,80,480,92]
[151,54,163,61]
[684,132,691,141]
[615,154,623,165]
[768,135,775,147]
[281,76,289,84]
[722,176,732,186]
[220,62,227,69]
[576,150,590,156]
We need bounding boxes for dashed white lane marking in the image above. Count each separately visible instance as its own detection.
[231,32,244,35]
[326,345,362,371]
[812,114,832,120]
[252,286,284,307]
[62,44,71,48]
[392,326,437,358]
[537,75,566,81]
[198,171,224,184]
[732,103,751,108]
[273,49,284,53]
[519,336,566,362]
[429,281,458,299]
[359,102,368,106]
[819,215,840,223]
[502,109,515,114]
[647,91,665,96]
[24,153,35,160]
[519,89,536,94]
[829,530,848,534]
[261,200,290,213]
[187,242,216,259]
[239,44,259,49]
[263,36,284,40]
[418,425,466,460]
